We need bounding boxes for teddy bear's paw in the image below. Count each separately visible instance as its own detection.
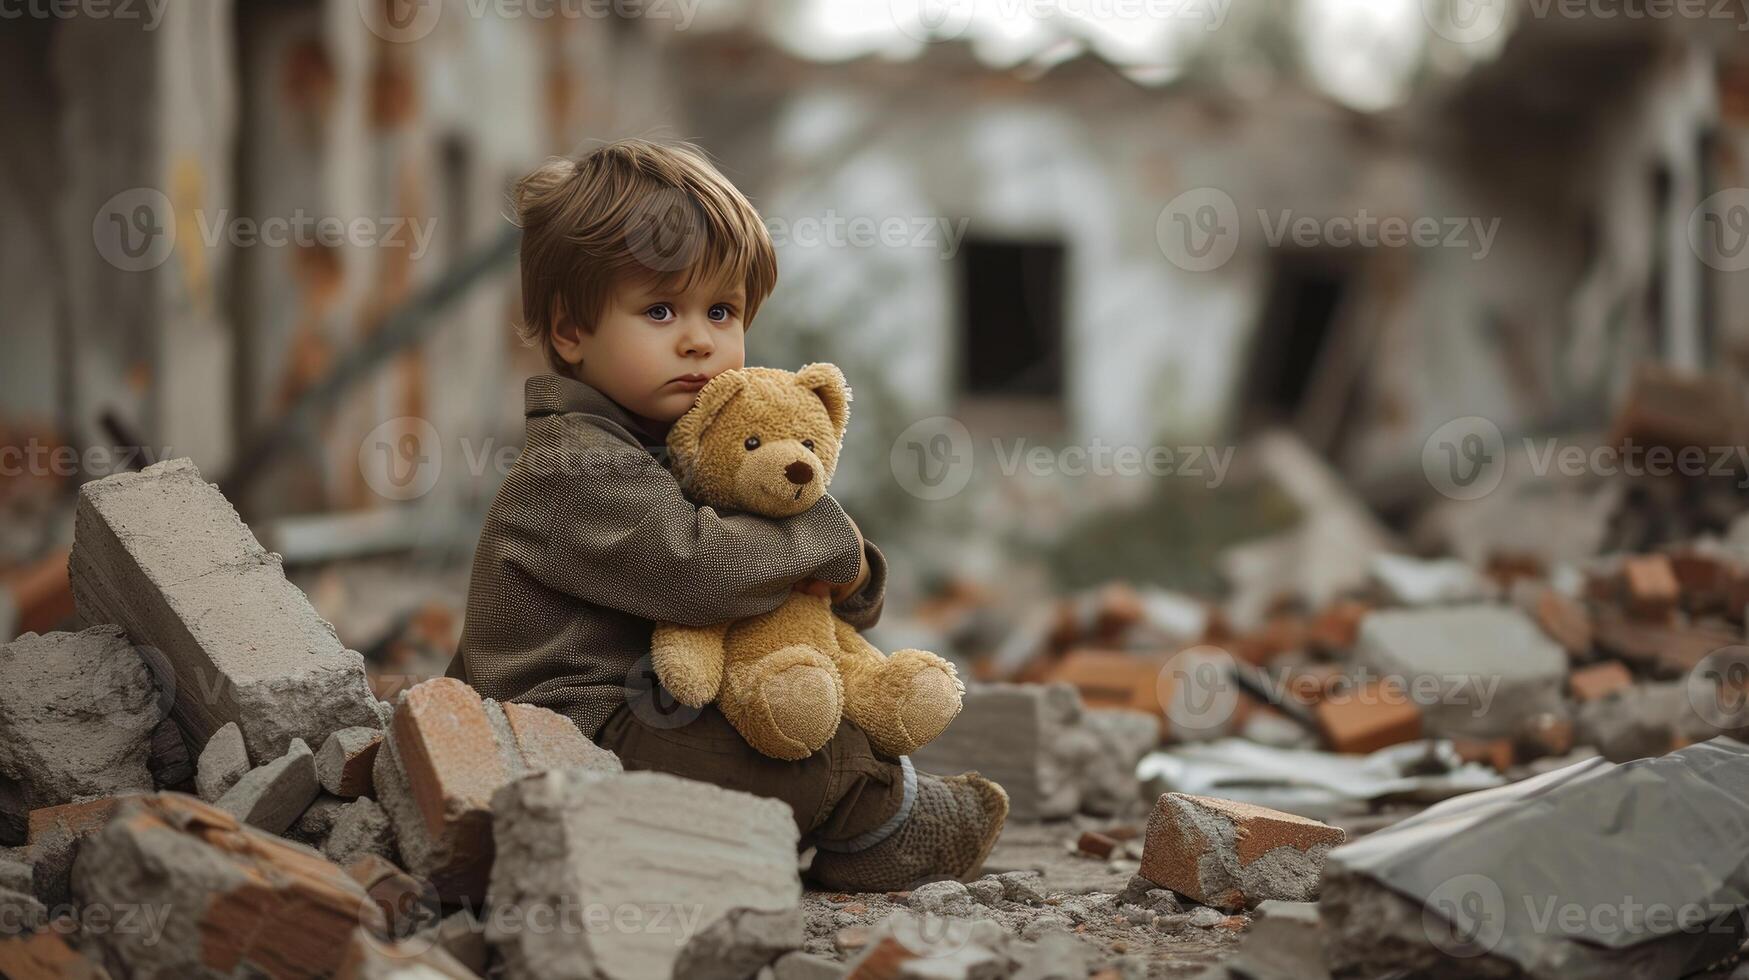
[723,646,844,761]
[862,651,964,757]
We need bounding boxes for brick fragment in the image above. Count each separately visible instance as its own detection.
[70,792,385,979]
[1622,554,1680,621]
[24,797,135,908]
[371,678,621,904]
[1139,793,1345,911]
[317,727,383,798]
[1452,737,1515,772]
[1570,661,1634,702]
[214,737,319,835]
[1531,587,1593,658]
[1314,681,1422,754]
[0,929,113,980]
[1077,830,1118,859]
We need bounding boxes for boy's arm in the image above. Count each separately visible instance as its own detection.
[512,432,863,627]
[830,539,887,631]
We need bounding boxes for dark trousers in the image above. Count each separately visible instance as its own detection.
[594,700,912,851]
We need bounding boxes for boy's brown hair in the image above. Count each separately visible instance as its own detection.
[511,138,778,378]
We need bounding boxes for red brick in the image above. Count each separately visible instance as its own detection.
[0,929,112,980]
[1314,681,1421,754]
[1452,737,1515,772]
[27,796,130,843]
[1048,649,1166,718]
[1532,588,1593,658]
[1569,661,1634,702]
[1593,612,1738,676]
[1308,601,1369,655]
[1140,793,1345,911]
[1622,555,1680,622]
[1514,713,1574,761]
[1077,830,1119,859]
[394,678,508,841]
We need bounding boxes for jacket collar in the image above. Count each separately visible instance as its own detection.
[524,374,672,449]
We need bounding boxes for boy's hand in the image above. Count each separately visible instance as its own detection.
[793,517,868,602]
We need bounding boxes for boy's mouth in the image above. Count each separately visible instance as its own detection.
[668,373,712,392]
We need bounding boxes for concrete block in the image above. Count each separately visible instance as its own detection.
[69,459,381,762]
[0,626,162,842]
[1355,605,1568,739]
[910,683,1090,821]
[487,769,802,980]
[1140,792,1345,911]
[214,737,318,835]
[71,792,385,979]
[372,678,621,904]
[317,727,382,798]
[1370,555,1491,606]
[195,721,249,803]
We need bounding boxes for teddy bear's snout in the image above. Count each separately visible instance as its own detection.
[784,460,815,485]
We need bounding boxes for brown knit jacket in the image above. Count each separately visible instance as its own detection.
[446,373,887,740]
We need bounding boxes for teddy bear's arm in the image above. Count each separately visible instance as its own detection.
[650,621,731,707]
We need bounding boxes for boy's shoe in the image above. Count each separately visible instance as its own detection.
[807,771,1009,893]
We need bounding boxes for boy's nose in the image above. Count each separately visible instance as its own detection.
[679,326,714,356]
[785,460,814,485]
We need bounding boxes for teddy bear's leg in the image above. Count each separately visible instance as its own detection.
[718,644,844,761]
[650,621,731,707]
[830,619,964,758]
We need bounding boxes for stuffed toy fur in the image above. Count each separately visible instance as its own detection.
[650,363,964,760]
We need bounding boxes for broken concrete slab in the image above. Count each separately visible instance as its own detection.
[0,626,163,842]
[488,768,802,980]
[214,736,319,835]
[1139,792,1345,911]
[71,792,386,979]
[317,726,382,798]
[1354,605,1568,740]
[372,677,622,904]
[194,721,250,803]
[291,793,351,848]
[910,682,1150,822]
[1321,738,1749,979]
[68,458,381,763]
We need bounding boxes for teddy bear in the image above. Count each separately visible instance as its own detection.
[649,363,964,761]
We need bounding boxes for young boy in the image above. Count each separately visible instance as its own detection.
[446,139,1007,891]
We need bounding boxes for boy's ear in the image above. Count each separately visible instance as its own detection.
[668,369,750,479]
[796,362,851,442]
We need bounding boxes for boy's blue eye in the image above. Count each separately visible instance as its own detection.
[709,304,732,322]
[646,304,674,322]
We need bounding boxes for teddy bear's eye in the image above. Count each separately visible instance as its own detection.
[744,436,761,451]
[802,439,815,450]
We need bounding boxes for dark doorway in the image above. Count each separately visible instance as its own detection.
[958,239,1066,400]
[1240,250,1354,435]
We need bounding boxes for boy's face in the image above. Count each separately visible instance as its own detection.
[553,269,748,426]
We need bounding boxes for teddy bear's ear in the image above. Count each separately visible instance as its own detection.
[668,369,750,481]
[796,362,851,442]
